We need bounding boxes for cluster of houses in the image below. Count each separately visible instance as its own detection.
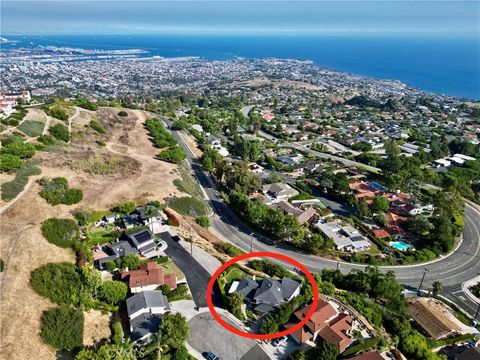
[93,205,176,270]
[123,260,181,343]
[349,180,430,243]
[257,183,320,226]
[0,91,30,114]
[432,153,477,170]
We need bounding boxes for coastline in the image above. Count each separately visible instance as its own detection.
[2,33,479,100]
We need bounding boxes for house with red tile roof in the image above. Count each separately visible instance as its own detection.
[284,299,354,352]
[349,181,380,201]
[372,211,410,239]
[121,262,177,293]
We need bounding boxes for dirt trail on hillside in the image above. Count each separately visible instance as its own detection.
[0,108,185,360]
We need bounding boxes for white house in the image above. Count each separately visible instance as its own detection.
[261,183,299,204]
[127,290,171,320]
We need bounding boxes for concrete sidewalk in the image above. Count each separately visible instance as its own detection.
[177,239,222,276]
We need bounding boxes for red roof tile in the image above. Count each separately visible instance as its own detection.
[121,262,177,289]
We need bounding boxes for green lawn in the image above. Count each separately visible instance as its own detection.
[160,260,186,281]
[17,120,45,137]
[86,227,118,247]
[223,267,248,285]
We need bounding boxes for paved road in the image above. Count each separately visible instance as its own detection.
[167,121,480,320]
[188,312,260,360]
[163,235,222,308]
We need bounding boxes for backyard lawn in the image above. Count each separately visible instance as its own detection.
[161,259,186,281]
[224,267,249,285]
[86,226,118,247]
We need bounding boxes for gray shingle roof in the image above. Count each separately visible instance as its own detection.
[254,278,284,307]
[236,277,258,298]
[126,291,170,317]
[130,313,162,341]
[105,240,139,257]
[280,277,301,300]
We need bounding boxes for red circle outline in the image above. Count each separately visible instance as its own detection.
[205,251,319,340]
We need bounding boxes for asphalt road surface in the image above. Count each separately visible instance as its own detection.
[167,121,480,320]
[163,235,222,308]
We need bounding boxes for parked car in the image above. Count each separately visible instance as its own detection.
[203,352,221,360]
[272,336,288,347]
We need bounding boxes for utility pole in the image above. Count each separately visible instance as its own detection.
[189,233,193,255]
[417,268,429,296]
[336,261,340,271]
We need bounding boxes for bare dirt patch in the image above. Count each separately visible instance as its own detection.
[24,108,49,123]
[83,310,112,346]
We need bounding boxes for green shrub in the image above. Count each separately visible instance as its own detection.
[74,98,98,111]
[49,123,69,142]
[158,146,187,164]
[0,258,4,272]
[196,215,210,228]
[98,281,128,306]
[118,110,128,117]
[112,201,136,214]
[30,263,82,305]
[1,141,36,158]
[0,154,23,173]
[90,120,106,134]
[41,218,80,249]
[46,107,68,121]
[248,259,291,278]
[213,242,245,257]
[144,118,177,148]
[115,254,141,271]
[147,200,166,210]
[40,306,83,351]
[158,284,189,301]
[38,134,55,145]
[38,177,83,205]
[96,140,106,147]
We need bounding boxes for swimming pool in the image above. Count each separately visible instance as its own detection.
[390,241,413,251]
[369,181,387,192]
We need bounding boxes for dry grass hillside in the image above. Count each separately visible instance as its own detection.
[0,106,186,360]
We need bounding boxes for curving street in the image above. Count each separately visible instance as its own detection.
[169,123,480,320]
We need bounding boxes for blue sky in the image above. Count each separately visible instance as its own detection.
[1,1,479,37]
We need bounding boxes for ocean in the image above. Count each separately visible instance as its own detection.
[2,34,480,100]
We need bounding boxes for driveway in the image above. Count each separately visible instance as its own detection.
[188,312,266,360]
[163,236,222,308]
